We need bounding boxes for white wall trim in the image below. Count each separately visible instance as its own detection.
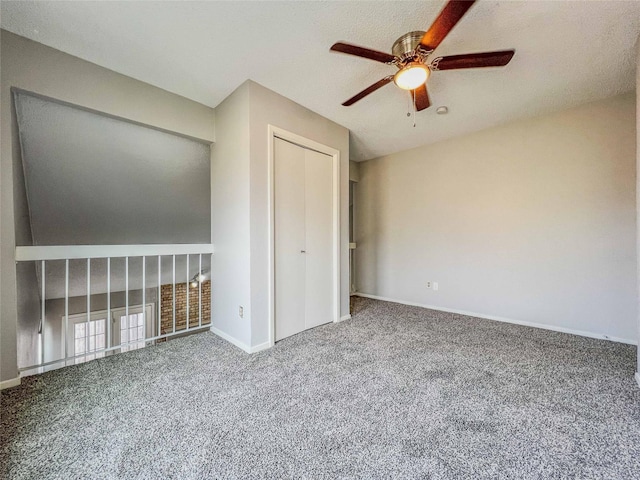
[267,125,341,346]
[354,293,637,345]
[0,377,21,390]
[210,325,252,353]
[249,341,272,354]
[210,326,272,354]
[15,243,214,261]
[337,314,351,323]
[635,372,640,389]
[64,303,156,359]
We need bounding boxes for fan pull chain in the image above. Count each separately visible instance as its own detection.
[406,91,417,127]
[413,91,416,128]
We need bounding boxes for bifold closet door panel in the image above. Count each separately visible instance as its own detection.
[274,138,306,341]
[304,148,334,329]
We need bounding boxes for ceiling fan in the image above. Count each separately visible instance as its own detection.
[330,0,515,111]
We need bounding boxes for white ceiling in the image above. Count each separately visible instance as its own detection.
[2,1,639,161]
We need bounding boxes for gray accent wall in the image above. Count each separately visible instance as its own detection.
[356,93,637,343]
[14,92,211,246]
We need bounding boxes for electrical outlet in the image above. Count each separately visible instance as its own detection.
[433,282,439,291]
[239,306,244,318]
[426,281,432,289]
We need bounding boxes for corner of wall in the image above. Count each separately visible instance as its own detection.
[210,81,252,349]
[635,33,640,376]
[1,34,20,383]
[0,376,21,391]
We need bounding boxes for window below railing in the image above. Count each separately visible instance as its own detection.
[15,244,214,376]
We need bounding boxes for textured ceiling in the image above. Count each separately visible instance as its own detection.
[2,1,639,161]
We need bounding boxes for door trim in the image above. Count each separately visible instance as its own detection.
[267,125,341,347]
[64,303,156,360]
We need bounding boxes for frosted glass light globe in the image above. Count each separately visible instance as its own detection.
[394,63,429,90]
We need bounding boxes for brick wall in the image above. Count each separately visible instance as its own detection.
[160,280,211,334]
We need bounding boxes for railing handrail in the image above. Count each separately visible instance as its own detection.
[15,244,214,261]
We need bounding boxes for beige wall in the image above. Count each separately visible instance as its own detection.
[0,31,215,382]
[357,93,636,343]
[350,161,360,182]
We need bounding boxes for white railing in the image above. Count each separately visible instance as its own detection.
[15,244,214,375]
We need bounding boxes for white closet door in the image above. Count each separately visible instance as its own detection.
[274,138,306,341]
[304,148,333,329]
[274,137,334,341]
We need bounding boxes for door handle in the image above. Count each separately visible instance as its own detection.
[301,250,306,253]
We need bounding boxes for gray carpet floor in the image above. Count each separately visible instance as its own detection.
[2,296,640,479]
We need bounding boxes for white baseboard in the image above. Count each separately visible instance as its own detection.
[210,326,273,354]
[337,314,351,323]
[210,325,252,353]
[635,372,640,389]
[0,376,21,390]
[249,341,272,353]
[354,292,637,345]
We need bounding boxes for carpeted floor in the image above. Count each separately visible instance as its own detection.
[2,296,640,479]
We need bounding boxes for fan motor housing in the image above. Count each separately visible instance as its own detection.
[392,31,427,59]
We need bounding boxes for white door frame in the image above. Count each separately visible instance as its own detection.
[64,303,156,356]
[268,125,340,347]
[110,304,156,348]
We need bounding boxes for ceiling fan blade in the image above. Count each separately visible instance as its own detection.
[420,0,476,51]
[330,42,397,64]
[432,50,515,70]
[342,76,394,106]
[413,84,431,111]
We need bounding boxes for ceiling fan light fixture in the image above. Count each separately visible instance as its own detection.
[394,63,429,90]
[330,0,515,110]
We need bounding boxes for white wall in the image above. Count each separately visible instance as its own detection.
[210,82,252,347]
[248,81,350,348]
[357,93,637,343]
[210,80,350,350]
[1,31,215,383]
